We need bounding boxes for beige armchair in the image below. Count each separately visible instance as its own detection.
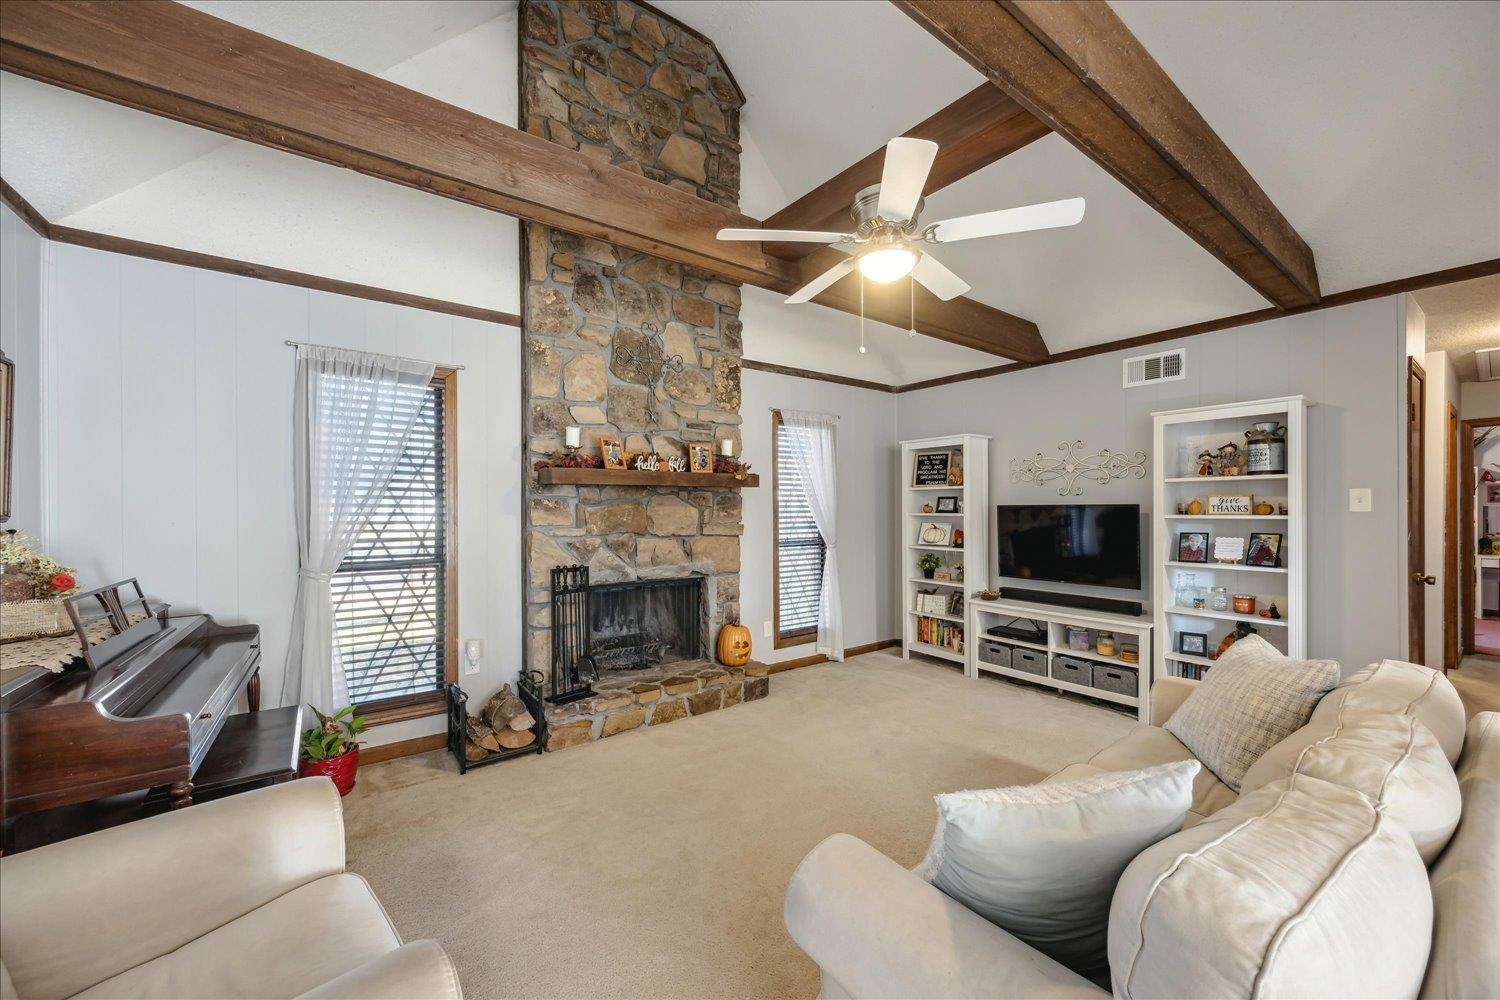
[0,778,460,1000]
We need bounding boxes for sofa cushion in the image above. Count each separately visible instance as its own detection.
[72,873,401,999]
[1109,773,1432,1000]
[919,760,1198,979]
[1313,659,1466,764]
[1163,634,1340,791]
[1084,724,1238,826]
[1422,712,1500,999]
[1242,709,1460,864]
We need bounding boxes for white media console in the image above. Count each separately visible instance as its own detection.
[967,597,1155,722]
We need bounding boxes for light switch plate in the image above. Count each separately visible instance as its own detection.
[1349,488,1372,513]
[762,620,773,638]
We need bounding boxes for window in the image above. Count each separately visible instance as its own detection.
[331,368,457,720]
[773,410,825,646]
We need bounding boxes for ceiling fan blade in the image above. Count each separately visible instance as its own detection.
[876,137,939,223]
[928,197,1086,244]
[910,253,971,301]
[717,228,853,243]
[786,258,856,304]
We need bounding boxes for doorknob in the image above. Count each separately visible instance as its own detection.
[1412,572,1436,585]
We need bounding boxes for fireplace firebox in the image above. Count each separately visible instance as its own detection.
[549,566,704,703]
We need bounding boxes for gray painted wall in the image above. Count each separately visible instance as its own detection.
[1,203,44,533]
[896,296,1407,670]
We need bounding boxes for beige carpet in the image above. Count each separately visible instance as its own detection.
[1452,653,1500,717]
[342,651,1136,1000]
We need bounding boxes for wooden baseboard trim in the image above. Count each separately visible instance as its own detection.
[0,174,521,328]
[362,733,447,765]
[766,638,900,673]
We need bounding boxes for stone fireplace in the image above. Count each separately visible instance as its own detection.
[520,0,761,750]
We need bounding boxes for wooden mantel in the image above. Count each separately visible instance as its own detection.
[534,468,759,489]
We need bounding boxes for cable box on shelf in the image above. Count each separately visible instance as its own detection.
[985,617,1048,644]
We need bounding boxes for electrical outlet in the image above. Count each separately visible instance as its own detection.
[1348,488,1372,513]
[762,620,773,638]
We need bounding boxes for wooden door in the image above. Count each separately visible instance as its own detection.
[1407,358,1427,664]
[1444,405,1459,670]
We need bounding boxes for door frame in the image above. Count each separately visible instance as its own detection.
[1444,404,1458,670]
[1407,358,1426,664]
[1461,415,1500,656]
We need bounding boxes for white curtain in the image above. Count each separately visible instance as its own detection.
[280,345,437,713]
[782,409,842,660]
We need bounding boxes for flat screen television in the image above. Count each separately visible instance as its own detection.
[996,504,1142,591]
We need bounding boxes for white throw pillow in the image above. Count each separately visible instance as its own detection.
[1242,709,1460,864]
[1163,633,1339,790]
[918,759,1198,977]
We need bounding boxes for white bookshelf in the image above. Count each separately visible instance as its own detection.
[901,435,990,667]
[1151,396,1310,683]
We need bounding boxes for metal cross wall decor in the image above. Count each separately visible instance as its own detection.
[615,325,684,426]
[1010,440,1148,496]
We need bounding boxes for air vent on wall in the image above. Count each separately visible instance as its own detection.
[1123,348,1186,388]
[1477,347,1499,382]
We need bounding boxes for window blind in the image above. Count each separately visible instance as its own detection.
[330,378,447,705]
[776,419,825,639]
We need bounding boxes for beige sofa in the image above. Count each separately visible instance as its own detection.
[786,661,1496,999]
[0,778,461,1000]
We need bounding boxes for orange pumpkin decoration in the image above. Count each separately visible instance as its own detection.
[716,621,752,667]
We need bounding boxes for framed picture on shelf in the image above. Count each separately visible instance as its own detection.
[1246,532,1283,567]
[913,450,952,486]
[688,443,714,474]
[1177,631,1209,656]
[935,496,959,513]
[599,436,627,470]
[1176,531,1209,563]
[918,521,952,546]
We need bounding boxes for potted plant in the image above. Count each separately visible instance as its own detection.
[918,553,941,579]
[299,705,366,796]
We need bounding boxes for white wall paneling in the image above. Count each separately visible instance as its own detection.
[42,241,522,746]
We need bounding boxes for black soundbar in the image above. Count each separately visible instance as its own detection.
[998,587,1144,618]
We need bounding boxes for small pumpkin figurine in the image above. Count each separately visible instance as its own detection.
[716,620,752,667]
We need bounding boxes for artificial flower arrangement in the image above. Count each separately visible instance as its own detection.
[533,450,604,471]
[713,455,752,477]
[0,530,79,600]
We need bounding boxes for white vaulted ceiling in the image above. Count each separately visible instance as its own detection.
[1,0,1496,380]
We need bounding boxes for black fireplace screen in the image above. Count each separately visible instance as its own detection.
[548,566,704,703]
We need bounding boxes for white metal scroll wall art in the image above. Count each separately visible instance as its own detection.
[1010,440,1148,496]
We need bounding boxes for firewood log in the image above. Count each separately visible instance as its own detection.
[466,718,502,752]
[506,708,536,732]
[494,727,536,749]
[464,739,490,762]
[482,685,527,731]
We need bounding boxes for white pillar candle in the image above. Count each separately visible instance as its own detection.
[565,426,581,449]
[719,439,733,456]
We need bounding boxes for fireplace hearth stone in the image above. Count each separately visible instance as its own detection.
[542,658,770,751]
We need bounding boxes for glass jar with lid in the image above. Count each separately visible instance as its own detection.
[1210,586,1231,612]
[1174,572,1207,609]
[1096,631,1116,657]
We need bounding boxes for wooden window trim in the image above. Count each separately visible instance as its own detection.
[354,366,459,725]
[772,409,819,649]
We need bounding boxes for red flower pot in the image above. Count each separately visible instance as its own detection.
[299,746,359,796]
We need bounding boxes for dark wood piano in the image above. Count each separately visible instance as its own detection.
[1,580,299,849]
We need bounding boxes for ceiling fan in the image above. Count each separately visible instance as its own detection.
[718,137,1085,305]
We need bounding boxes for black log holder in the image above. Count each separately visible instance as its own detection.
[446,671,547,774]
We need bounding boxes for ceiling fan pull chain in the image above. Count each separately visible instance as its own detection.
[859,273,867,354]
[908,275,916,337]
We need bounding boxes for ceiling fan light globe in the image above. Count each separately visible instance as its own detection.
[858,246,918,283]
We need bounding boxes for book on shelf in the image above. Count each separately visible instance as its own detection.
[916,616,964,651]
[1175,662,1212,680]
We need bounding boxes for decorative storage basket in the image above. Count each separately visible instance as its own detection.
[1092,664,1138,697]
[1051,655,1093,686]
[977,640,1012,670]
[1010,647,1046,676]
[1,598,72,643]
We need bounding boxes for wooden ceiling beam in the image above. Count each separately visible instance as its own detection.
[0,1,1049,363]
[762,84,1050,261]
[0,0,795,289]
[893,0,1321,308]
